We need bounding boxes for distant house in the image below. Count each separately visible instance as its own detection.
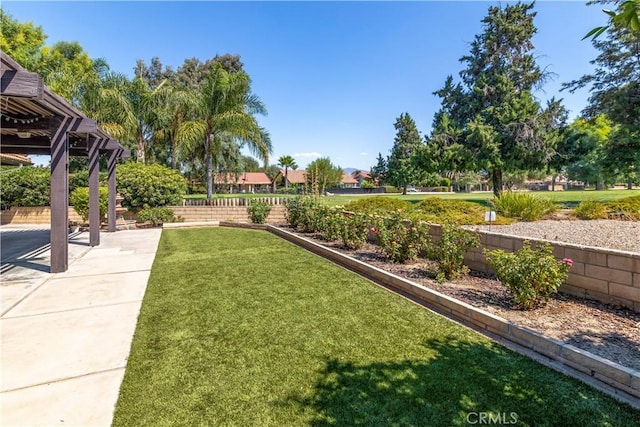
[340,173,359,188]
[272,169,307,189]
[214,172,272,193]
[353,171,372,186]
[0,153,32,166]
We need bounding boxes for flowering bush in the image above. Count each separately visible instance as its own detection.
[484,242,572,309]
[318,207,344,241]
[339,212,370,250]
[285,197,324,232]
[374,212,431,263]
[428,224,480,282]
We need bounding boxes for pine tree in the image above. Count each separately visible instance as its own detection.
[387,113,423,195]
[432,2,563,197]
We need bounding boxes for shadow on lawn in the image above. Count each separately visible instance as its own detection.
[284,338,626,426]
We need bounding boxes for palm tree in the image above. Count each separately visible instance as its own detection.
[177,63,271,199]
[277,155,298,189]
[152,86,200,168]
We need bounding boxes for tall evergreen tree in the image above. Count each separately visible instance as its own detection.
[433,2,562,197]
[387,113,423,195]
[370,153,387,184]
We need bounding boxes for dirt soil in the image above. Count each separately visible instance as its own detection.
[296,231,640,372]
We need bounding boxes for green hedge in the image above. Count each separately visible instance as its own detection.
[0,166,50,209]
[117,163,186,212]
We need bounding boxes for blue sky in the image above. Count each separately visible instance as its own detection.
[4,1,603,170]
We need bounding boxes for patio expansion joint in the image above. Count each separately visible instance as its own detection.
[1,299,145,320]
[55,267,153,280]
[0,366,126,394]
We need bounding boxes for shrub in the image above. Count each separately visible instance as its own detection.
[284,196,326,232]
[70,187,109,222]
[413,198,511,225]
[428,224,479,283]
[374,213,431,263]
[248,200,272,224]
[339,212,370,250]
[484,242,572,309]
[575,200,608,220]
[383,185,402,193]
[137,207,174,225]
[360,181,375,189]
[345,197,412,214]
[439,177,451,187]
[491,191,557,221]
[0,166,50,208]
[117,163,186,212]
[317,207,344,241]
[605,195,640,221]
[276,187,299,195]
[69,171,108,195]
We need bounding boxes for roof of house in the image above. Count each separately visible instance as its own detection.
[0,153,32,166]
[214,172,272,185]
[278,169,307,184]
[341,173,359,185]
[357,171,371,179]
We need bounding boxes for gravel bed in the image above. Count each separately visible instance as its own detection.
[472,220,640,253]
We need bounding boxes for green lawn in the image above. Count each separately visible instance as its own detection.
[113,228,640,426]
[184,189,640,207]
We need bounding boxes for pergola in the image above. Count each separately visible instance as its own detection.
[1,52,130,273]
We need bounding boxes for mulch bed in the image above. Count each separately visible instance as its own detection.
[293,230,640,372]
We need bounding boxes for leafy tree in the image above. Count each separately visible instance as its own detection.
[584,0,640,40]
[134,56,175,89]
[277,155,298,189]
[176,63,271,199]
[240,155,261,172]
[262,164,281,181]
[387,113,423,194]
[566,0,640,187]
[0,9,46,70]
[306,157,343,196]
[433,2,563,197]
[175,54,244,90]
[564,115,614,189]
[370,153,387,184]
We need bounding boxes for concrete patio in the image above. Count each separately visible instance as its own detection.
[1,226,162,426]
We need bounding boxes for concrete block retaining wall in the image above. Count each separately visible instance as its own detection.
[267,225,640,403]
[0,207,82,225]
[169,205,286,224]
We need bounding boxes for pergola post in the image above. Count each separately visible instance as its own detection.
[88,136,101,246]
[107,149,118,232]
[50,116,73,273]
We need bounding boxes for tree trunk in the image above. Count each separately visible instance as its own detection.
[596,181,604,190]
[551,175,557,192]
[136,138,145,164]
[284,166,289,189]
[492,168,503,198]
[205,138,213,200]
[628,178,633,190]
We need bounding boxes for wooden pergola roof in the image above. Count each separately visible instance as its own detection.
[1,51,130,272]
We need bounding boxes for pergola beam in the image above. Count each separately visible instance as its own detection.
[0,70,44,99]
